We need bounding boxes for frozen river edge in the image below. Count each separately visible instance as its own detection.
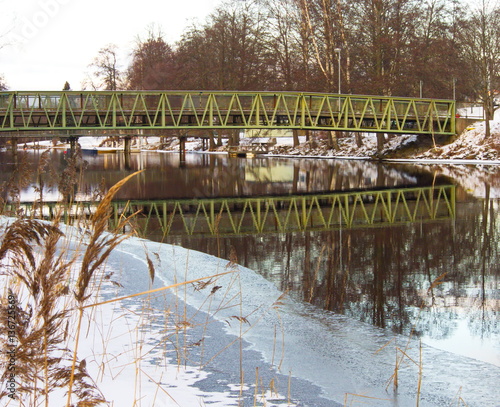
[86,231,500,407]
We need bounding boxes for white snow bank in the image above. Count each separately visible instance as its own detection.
[416,120,500,161]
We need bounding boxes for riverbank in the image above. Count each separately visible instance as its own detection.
[254,120,500,162]
[18,117,500,163]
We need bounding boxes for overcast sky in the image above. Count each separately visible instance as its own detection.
[0,0,221,90]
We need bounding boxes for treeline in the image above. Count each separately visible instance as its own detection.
[88,0,498,109]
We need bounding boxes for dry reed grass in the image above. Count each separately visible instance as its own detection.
[361,271,470,407]
[0,164,144,406]
[0,215,107,406]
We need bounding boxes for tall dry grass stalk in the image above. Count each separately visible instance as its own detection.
[370,271,457,407]
[67,170,144,406]
[74,170,144,304]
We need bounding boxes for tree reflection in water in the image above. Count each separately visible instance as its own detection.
[173,198,499,351]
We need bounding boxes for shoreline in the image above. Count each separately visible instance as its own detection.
[16,145,500,165]
[265,152,500,165]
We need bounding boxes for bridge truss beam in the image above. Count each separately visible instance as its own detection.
[0,91,456,136]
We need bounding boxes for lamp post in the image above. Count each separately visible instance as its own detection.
[334,47,341,115]
[334,48,341,95]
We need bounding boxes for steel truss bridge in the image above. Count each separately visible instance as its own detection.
[0,91,456,136]
[11,185,456,237]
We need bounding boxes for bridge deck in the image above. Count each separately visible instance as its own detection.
[0,91,456,136]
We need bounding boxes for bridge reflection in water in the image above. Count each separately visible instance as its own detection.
[14,185,455,236]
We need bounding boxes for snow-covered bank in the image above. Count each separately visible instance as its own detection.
[263,121,500,161]
[414,120,500,161]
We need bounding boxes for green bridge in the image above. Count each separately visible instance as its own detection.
[10,185,456,237]
[0,91,456,136]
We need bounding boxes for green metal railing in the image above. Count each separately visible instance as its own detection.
[0,91,456,135]
[10,185,456,237]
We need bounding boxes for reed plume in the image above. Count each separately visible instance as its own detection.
[74,170,144,304]
[0,217,106,405]
[0,170,143,406]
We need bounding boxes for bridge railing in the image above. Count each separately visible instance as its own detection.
[0,91,456,135]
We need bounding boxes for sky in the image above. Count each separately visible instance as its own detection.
[0,0,221,90]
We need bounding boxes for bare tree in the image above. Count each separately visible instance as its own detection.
[176,1,271,90]
[349,0,420,96]
[127,25,176,90]
[408,0,468,99]
[295,0,349,92]
[263,0,301,89]
[175,25,213,89]
[86,44,122,90]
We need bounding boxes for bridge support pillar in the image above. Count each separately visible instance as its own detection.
[123,136,132,155]
[228,129,240,147]
[209,132,217,150]
[376,133,386,152]
[67,136,79,157]
[179,137,186,166]
[292,130,300,147]
[328,131,340,151]
[10,136,18,163]
[122,136,133,170]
